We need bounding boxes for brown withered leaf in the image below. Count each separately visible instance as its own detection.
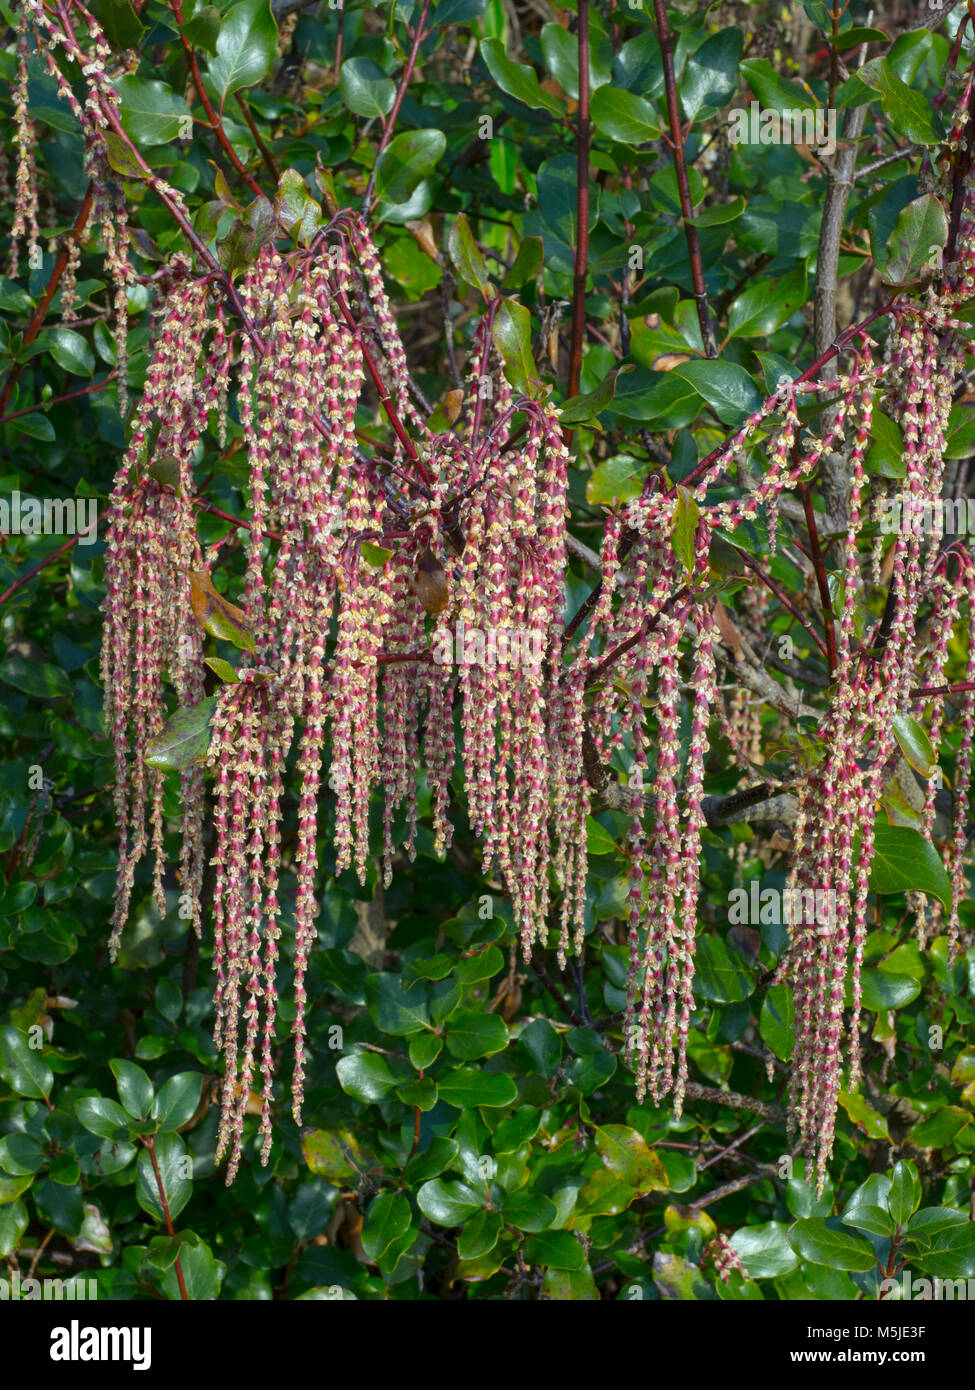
[406,217,442,264]
[712,600,744,658]
[443,388,464,424]
[414,546,449,614]
[189,569,255,653]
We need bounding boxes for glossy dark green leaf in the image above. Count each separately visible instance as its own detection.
[481,37,563,115]
[339,57,396,119]
[207,0,278,100]
[144,697,217,771]
[787,1217,876,1272]
[115,77,191,146]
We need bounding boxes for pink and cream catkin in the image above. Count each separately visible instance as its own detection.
[86,52,975,1191]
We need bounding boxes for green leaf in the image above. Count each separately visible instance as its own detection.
[502,1189,558,1231]
[301,1127,371,1183]
[892,713,936,776]
[837,1090,891,1141]
[153,1073,203,1132]
[518,1018,562,1074]
[408,1033,443,1069]
[91,0,146,50]
[841,1173,893,1237]
[858,58,942,146]
[403,1136,457,1185]
[181,4,221,54]
[671,486,700,576]
[0,278,35,314]
[681,28,743,122]
[136,1133,192,1223]
[365,973,431,1036]
[46,328,96,377]
[207,0,278,100]
[75,1095,133,1140]
[13,413,53,442]
[539,20,611,100]
[273,169,321,248]
[362,1192,416,1274]
[559,367,633,425]
[860,965,923,1011]
[585,453,649,505]
[673,359,763,426]
[447,213,490,297]
[492,1107,541,1153]
[480,36,564,115]
[0,1132,45,1176]
[204,657,239,684]
[502,236,544,290]
[445,1010,509,1060]
[144,697,217,772]
[524,1229,586,1270]
[335,1052,398,1103]
[740,58,819,114]
[876,194,948,286]
[685,197,746,228]
[946,403,975,460]
[339,57,396,119]
[728,267,807,340]
[374,130,446,209]
[866,410,906,477]
[589,85,660,144]
[888,1160,922,1226]
[160,1239,225,1299]
[907,1106,972,1150]
[395,1076,438,1110]
[0,658,72,700]
[437,1066,518,1109]
[454,944,505,984]
[111,1058,154,1118]
[104,131,146,180]
[694,936,756,1003]
[0,1200,28,1255]
[594,1125,669,1190]
[457,1207,502,1260]
[868,821,951,909]
[492,299,536,396]
[915,1222,975,1278]
[114,76,191,146]
[760,984,795,1062]
[417,1178,483,1226]
[0,1027,53,1100]
[787,1217,877,1272]
[0,1174,34,1208]
[730,1221,798,1278]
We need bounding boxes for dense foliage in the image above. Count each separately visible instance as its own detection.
[2,0,975,1305]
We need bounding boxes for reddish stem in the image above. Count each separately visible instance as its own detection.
[0,530,86,609]
[362,0,433,214]
[234,94,279,184]
[585,588,690,687]
[735,546,828,657]
[652,0,716,358]
[567,0,590,400]
[170,0,265,199]
[0,374,113,425]
[142,1136,188,1300]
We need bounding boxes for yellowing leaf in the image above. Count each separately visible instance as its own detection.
[188,570,255,653]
